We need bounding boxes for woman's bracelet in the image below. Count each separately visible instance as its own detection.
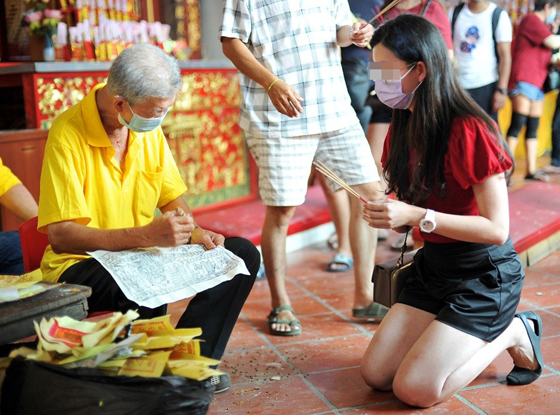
[267,78,281,92]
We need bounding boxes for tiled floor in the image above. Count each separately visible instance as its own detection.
[168,158,560,414]
[194,241,560,415]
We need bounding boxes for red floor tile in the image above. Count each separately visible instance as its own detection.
[458,375,560,415]
[257,313,366,346]
[521,283,560,308]
[532,250,560,276]
[224,321,269,351]
[220,347,296,384]
[523,268,560,288]
[207,376,332,415]
[306,367,395,409]
[277,335,371,374]
[241,294,332,322]
[339,396,479,414]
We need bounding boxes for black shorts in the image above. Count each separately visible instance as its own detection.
[367,92,393,124]
[397,237,524,342]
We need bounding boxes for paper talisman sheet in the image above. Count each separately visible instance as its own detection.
[88,245,249,308]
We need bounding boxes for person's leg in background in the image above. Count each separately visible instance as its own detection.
[319,58,374,273]
[367,97,404,247]
[0,231,24,275]
[507,94,530,170]
[544,91,560,173]
[466,81,499,124]
[318,173,353,272]
[342,58,373,133]
[524,102,546,180]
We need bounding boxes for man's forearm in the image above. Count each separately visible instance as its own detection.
[222,37,277,89]
[497,53,511,90]
[48,221,152,255]
[0,183,38,221]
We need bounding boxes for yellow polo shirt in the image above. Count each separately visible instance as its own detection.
[0,157,21,198]
[38,83,187,282]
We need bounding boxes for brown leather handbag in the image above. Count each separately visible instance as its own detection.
[372,231,417,308]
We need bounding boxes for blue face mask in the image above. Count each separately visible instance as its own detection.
[546,9,557,25]
[118,103,168,133]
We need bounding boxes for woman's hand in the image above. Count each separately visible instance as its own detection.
[363,198,421,229]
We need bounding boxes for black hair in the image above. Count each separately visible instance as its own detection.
[535,0,558,12]
[370,15,513,205]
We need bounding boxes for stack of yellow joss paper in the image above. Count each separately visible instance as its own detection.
[6,311,221,381]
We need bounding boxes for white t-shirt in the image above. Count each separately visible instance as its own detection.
[449,3,513,89]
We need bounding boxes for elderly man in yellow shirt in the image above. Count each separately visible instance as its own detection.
[38,44,260,393]
[0,158,38,274]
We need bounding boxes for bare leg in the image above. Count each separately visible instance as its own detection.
[507,95,531,171]
[261,205,299,333]
[362,303,539,408]
[317,173,352,270]
[526,100,544,176]
[366,122,390,193]
[350,182,383,308]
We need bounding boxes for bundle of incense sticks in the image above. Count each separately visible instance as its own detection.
[313,161,367,204]
[359,0,403,29]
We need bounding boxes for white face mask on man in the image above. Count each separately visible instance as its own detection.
[374,64,423,110]
[118,103,168,133]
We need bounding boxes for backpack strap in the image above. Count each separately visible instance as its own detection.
[492,7,503,62]
[451,3,465,40]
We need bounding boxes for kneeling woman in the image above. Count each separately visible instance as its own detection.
[361,15,543,408]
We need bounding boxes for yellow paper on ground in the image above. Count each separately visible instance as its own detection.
[171,340,201,357]
[134,335,184,350]
[144,351,172,361]
[168,354,220,366]
[149,328,202,338]
[81,310,139,349]
[119,359,167,378]
[131,315,174,334]
[169,365,222,381]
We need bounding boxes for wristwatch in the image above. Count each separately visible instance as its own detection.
[496,87,508,95]
[419,209,437,233]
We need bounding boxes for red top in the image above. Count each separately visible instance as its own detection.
[509,13,552,90]
[382,117,513,244]
[384,1,453,50]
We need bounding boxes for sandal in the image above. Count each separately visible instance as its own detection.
[327,232,338,250]
[352,302,389,319]
[541,165,560,174]
[267,305,302,336]
[506,311,544,386]
[326,253,354,273]
[525,171,550,182]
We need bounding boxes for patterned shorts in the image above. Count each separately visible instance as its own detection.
[245,123,379,206]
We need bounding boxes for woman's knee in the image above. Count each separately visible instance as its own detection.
[360,363,393,391]
[392,374,440,408]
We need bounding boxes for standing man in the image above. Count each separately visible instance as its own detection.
[450,0,513,124]
[221,0,385,336]
[0,157,38,274]
[38,44,260,393]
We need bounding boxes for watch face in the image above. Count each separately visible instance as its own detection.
[421,220,435,232]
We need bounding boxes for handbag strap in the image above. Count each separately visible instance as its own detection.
[395,228,411,269]
[420,0,433,17]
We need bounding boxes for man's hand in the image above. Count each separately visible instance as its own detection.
[349,21,373,48]
[190,227,225,250]
[145,211,194,247]
[268,79,304,118]
[492,90,507,113]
